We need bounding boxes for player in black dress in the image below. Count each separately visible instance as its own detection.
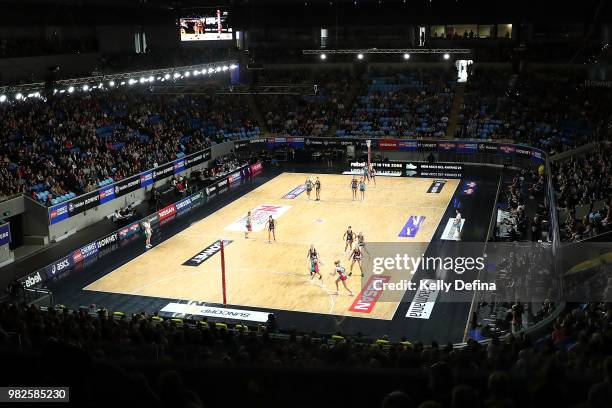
[343,226,354,252]
[348,246,364,276]
[351,177,358,200]
[265,215,276,243]
[315,177,321,201]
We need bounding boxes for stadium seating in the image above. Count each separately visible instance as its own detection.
[0,300,609,407]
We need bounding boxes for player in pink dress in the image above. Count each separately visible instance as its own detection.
[244,211,252,239]
[307,245,322,280]
[332,260,353,296]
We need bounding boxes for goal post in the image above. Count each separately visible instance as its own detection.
[221,239,227,305]
[366,139,372,166]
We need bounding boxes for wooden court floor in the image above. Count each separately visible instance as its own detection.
[86,173,459,320]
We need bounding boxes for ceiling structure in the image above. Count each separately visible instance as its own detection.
[0,0,608,26]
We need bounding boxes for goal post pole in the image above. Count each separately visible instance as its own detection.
[221,239,227,305]
[366,139,371,166]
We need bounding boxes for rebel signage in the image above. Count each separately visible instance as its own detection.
[19,271,45,288]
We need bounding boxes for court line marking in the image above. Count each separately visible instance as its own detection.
[86,172,455,320]
[306,277,337,314]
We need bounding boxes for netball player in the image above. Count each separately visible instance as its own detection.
[194,19,204,35]
[369,164,376,185]
[351,177,358,200]
[332,260,353,296]
[357,231,371,256]
[305,177,313,200]
[343,226,354,251]
[307,244,322,280]
[315,177,321,201]
[265,215,276,243]
[348,246,364,277]
[363,164,370,183]
[142,219,153,249]
[359,177,366,201]
[244,211,252,239]
[450,209,462,240]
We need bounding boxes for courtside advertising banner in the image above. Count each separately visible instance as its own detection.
[140,171,154,188]
[0,223,10,246]
[49,203,69,225]
[160,302,270,322]
[113,175,141,198]
[158,204,177,221]
[26,186,223,288]
[249,162,263,175]
[295,138,546,163]
[153,162,174,182]
[173,158,186,174]
[98,185,116,204]
[46,146,214,226]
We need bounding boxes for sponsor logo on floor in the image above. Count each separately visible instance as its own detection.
[427,180,446,193]
[283,184,307,199]
[348,275,391,313]
[405,279,440,319]
[225,204,292,232]
[441,217,465,241]
[183,240,232,266]
[398,216,426,238]
[160,303,270,322]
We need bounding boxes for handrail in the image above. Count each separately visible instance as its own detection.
[462,169,504,342]
[549,141,599,162]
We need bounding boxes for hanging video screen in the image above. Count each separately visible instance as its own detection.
[179,9,233,41]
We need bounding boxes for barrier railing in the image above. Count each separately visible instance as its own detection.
[236,136,547,168]
[17,162,263,290]
[43,147,212,226]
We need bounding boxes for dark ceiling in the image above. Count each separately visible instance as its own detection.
[0,0,609,26]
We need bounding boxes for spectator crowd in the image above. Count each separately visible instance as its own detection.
[552,143,612,242]
[0,299,611,408]
[0,88,259,203]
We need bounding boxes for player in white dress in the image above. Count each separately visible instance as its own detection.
[142,220,153,249]
[331,260,353,296]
